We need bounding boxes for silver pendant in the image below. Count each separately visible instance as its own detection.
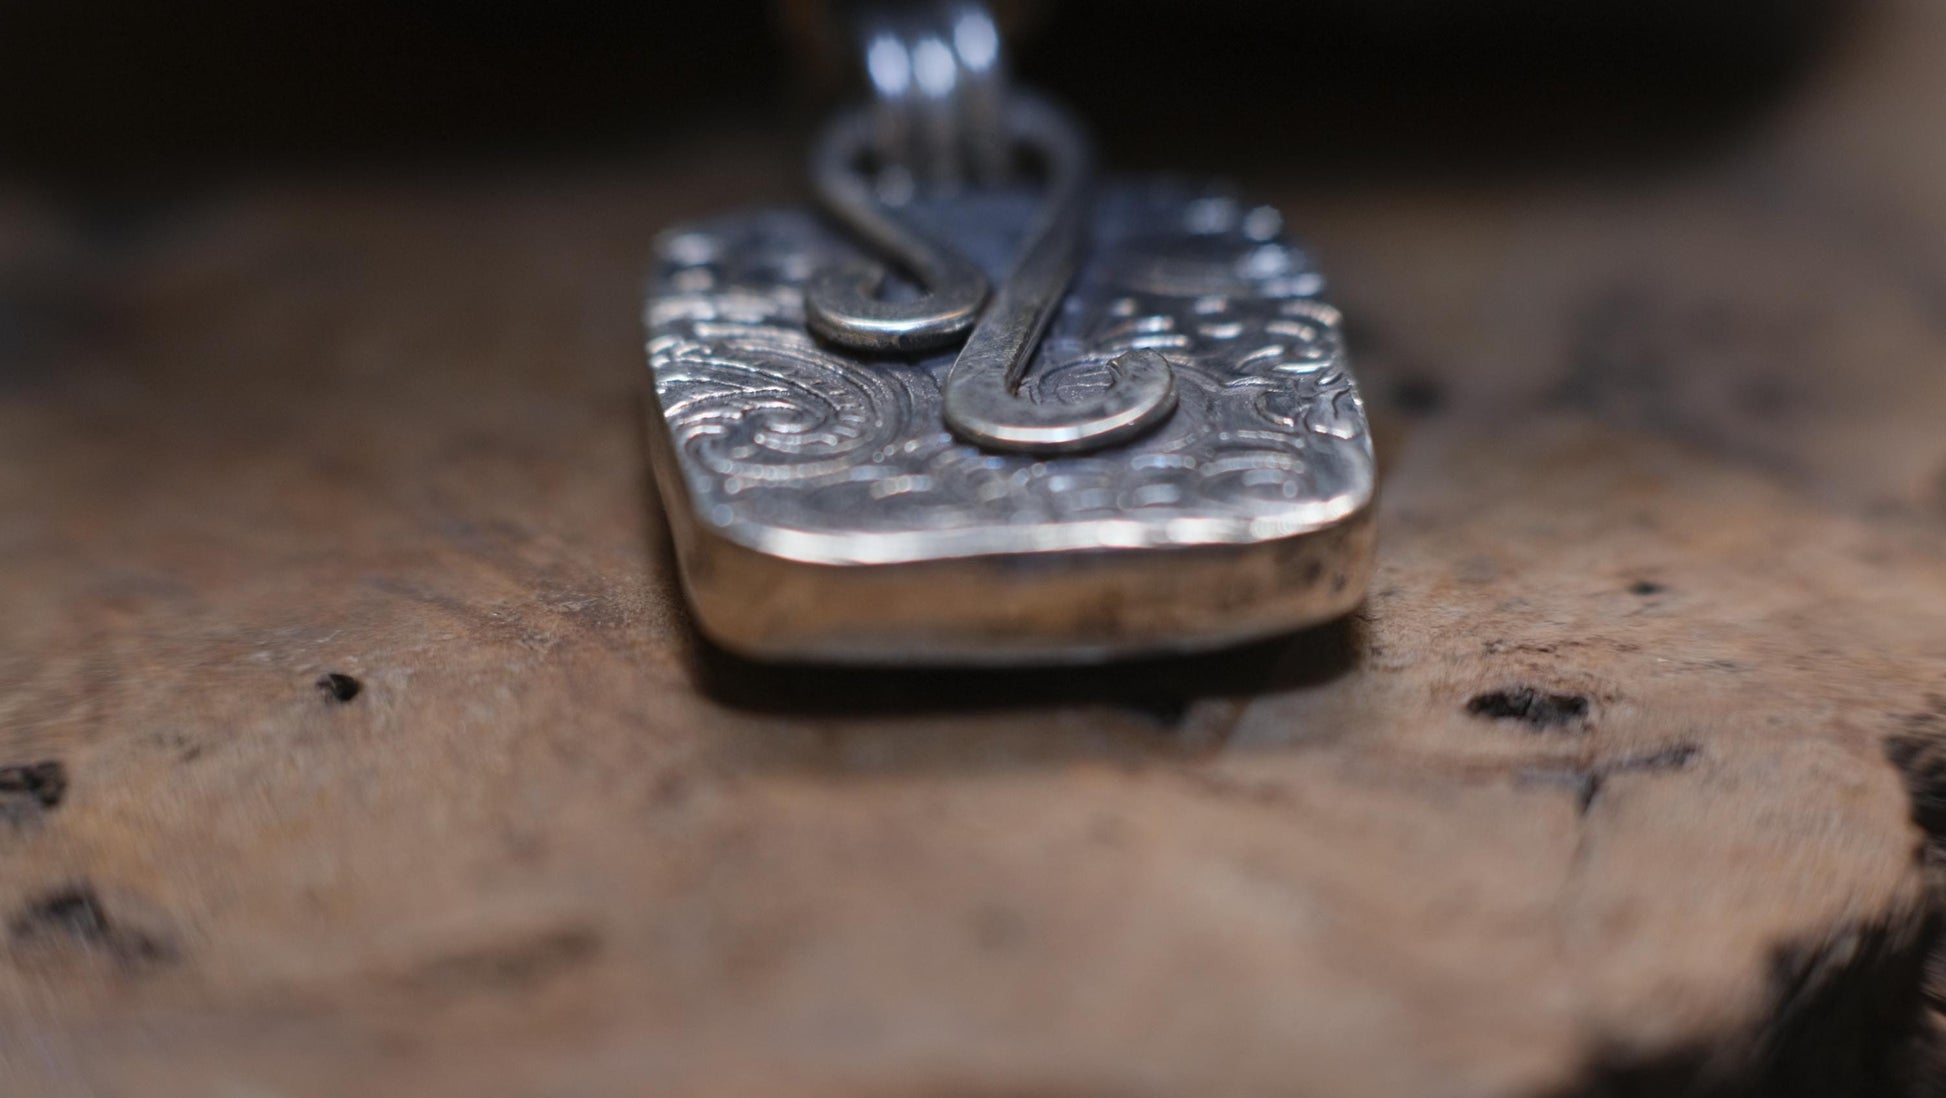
[644,5,1374,665]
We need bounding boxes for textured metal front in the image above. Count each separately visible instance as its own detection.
[646,183,1374,569]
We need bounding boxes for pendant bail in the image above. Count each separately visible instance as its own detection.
[851,2,1012,188]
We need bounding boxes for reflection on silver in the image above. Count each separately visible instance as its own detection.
[645,183,1377,663]
[944,2,1007,183]
[857,2,1009,184]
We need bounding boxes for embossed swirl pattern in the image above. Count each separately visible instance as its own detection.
[646,186,1374,546]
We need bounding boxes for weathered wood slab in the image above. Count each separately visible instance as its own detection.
[4,3,1946,1095]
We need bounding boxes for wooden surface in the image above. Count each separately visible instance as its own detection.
[5,4,1946,1095]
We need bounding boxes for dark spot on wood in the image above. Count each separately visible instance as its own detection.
[1467,687,1591,730]
[316,672,362,703]
[0,760,67,820]
[9,884,177,967]
[1629,580,1666,596]
[1391,375,1447,416]
[11,887,108,942]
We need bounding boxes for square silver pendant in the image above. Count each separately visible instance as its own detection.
[645,184,1375,664]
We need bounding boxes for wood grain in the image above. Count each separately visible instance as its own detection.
[4,3,1946,1095]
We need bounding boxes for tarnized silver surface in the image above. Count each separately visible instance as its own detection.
[645,183,1374,569]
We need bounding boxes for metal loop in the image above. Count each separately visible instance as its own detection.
[805,107,991,353]
[854,2,1011,185]
[806,93,1178,454]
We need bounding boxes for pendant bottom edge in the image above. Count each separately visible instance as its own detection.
[668,504,1376,667]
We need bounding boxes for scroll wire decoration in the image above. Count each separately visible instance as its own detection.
[801,4,1178,455]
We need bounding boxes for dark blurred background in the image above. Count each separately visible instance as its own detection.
[0,0,1858,187]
